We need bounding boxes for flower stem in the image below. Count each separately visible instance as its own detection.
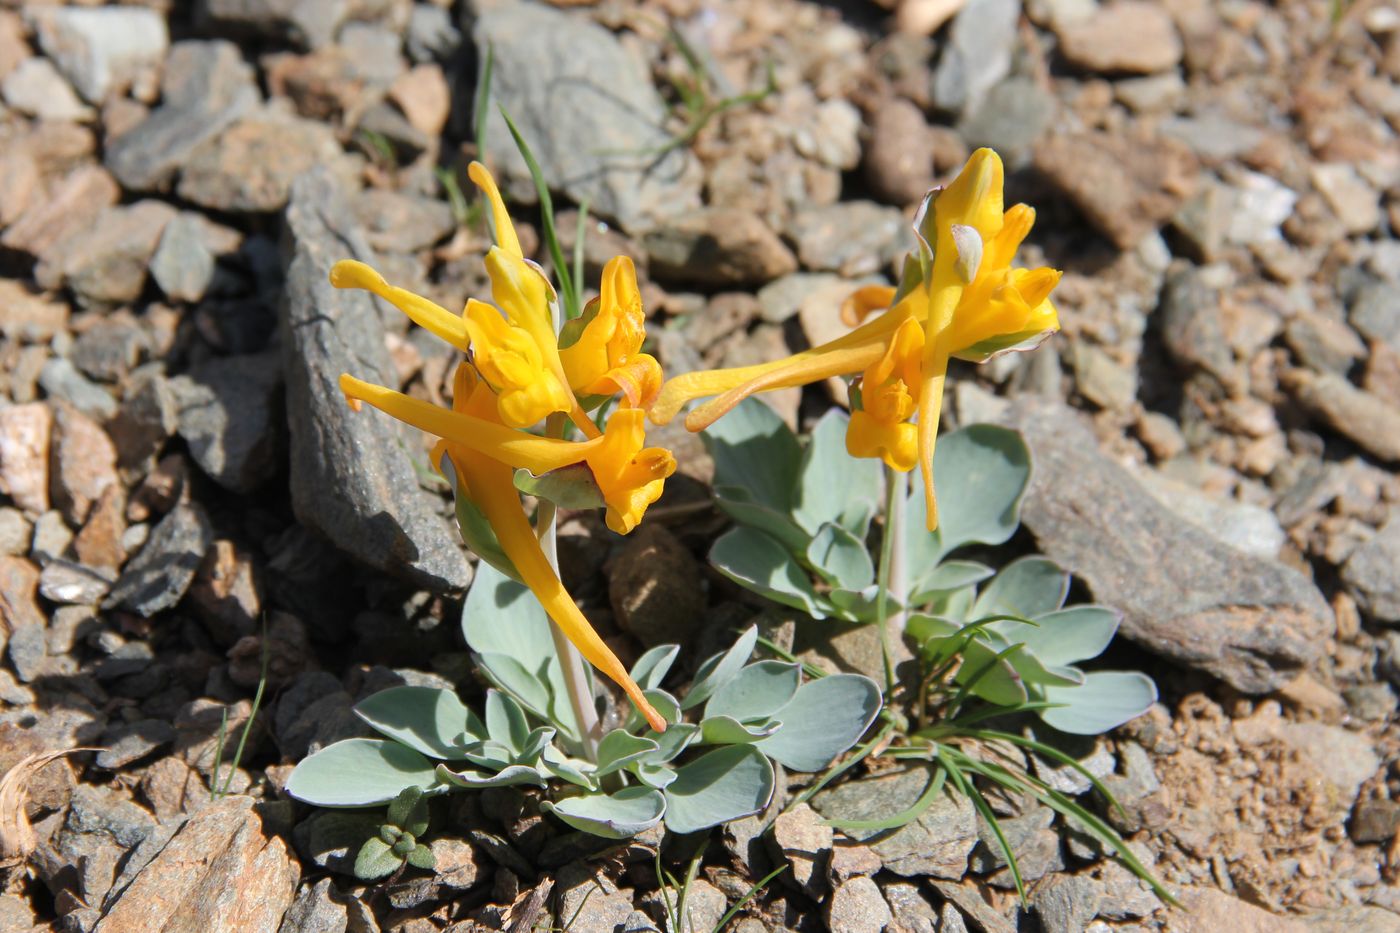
[539,412,602,762]
[874,466,909,698]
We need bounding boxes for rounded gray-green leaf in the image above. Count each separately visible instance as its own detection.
[704,660,801,723]
[355,686,481,761]
[756,674,882,772]
[663,745,775,834]
[1039,671,1157,735]
[286,738,442,807]
[545,787,666,839]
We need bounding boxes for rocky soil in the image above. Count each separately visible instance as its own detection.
[0,0,1398,931]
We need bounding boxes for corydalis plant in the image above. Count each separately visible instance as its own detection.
[332,160,673,732]
[286,571,882,839]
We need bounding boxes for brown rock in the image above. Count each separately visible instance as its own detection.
[0,556,44,634]
[34,200,177,304]
[72,485,127,573]
[186,540,260,647]
[0,722,75,817]
[0,279,69,343]
[1034,129,1197,249]
[389,64,450,138]
[0,148,39,228]
[138,757,210,824]
[771,803,833,899]
[863,98,936,206]
[1286,369,1400,463]
[0,11,26,82]
[1056,1,1183,74]
[1001,398,1333,693]
[1174,888,1306,932]
[94,795,297,933]
[608,524,705,647]
[0,402,52,514]
[49,403,118,527]
[1,165,120,259]
[177,115,343,213]
[265,48,365,123]
[126,454,188,523]
[643,208,798,287]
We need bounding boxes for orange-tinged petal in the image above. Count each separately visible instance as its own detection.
[586,408,676,534]
[329,260,470,351]
[445,443,666,732]
[845,410,918,472]
[841,284,898,327]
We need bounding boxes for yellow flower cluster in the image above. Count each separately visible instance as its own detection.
[649,148,1061,530]
[334,163,672,733]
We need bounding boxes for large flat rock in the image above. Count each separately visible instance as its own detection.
[1001,398,1332,693]
[279,168,470,592]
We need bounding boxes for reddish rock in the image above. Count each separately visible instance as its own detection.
[0,402,52,514]
[49,403,118,527]
[0,556,45,633]
[0,280,69,343]
[72,485,127,573]
[389,63,450,138]
[34,200,176,304]
[1056,1,1183,74]
[0,165,119,259]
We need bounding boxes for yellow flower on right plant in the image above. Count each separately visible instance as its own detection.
[649,148,1061,531]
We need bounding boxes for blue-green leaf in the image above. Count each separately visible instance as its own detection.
[700,715,783,745]
[286,739,442,807]
[664,745,775,834]
[630,644,681,691]
[477,652,552,721]
[703,398,800,513]
[1039,671,1157,735]
[806,523,875,591]
[545,787,666,839]
[683,626,759,710]
[711,527,826,619]
[436,763,548,789]
[973,557,1069,621]
[910,560,995,603]
[756,674,882,772]
[714,490,812,555]
[793,409,883,537]
[595,729,660,777]
[999,606,1120,666]
[354,686,482,761]
[704,661,801,723]
[906,425,1031,563]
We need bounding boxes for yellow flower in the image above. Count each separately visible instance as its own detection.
[649,148,1060,531]
[559,255,662,409]
[587,407,675,534]
[426,364,667,734]
[464,298,574,428]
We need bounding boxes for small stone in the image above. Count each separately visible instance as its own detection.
[352,189,457,255]
[407,4,460,63]
[1341,521,1400,623]
[108,374,180,469]
[140,757,211,823]
[1351,798,1400,844]
[0,279,70,344]
[1113,72,1186,113]
[1056,1,1183,74]
[150,213,217,303]
[106,40,259,192]
[179,114,345,214]
[770,803,832,899]
[931,0,1021,115]
[39,559,114,606]
[644,208,797,287]
[29,510,73,565]
[27,5,168,103]
[1349,281,1400,349]
[187,539,261,647]
[1285,311,1367,375]
[38,357,118,422]
[95,719,176,770]
[1343,682,1397,721]
[958,76,1058,161]
[1133,469,1285,559]
[556,863,635,933]
[1280,721,1381,810]
[0,402,52,515]
[1034,129,1197,249]
[863,97,936,205]
[171,351,284,494]
[276,878,348,933]
[1311,163,1381,235]
[49,402,118,526]
[0,509,31,557]
[789,201,909,277]
[1287,369,1400,463]
[430,837,482,891]
[794,98,863,171]
[608,525,705,648]
[106,502,214,617]
[35,200,176,305]
[1156,265,1238,387]
[1032,874,1104,933]
[7,620,47,682]
[389,64,450,138]
[812,764,978,879]
[1070,342,1138,411]
[3,164,119,261]
[95,795,298,932]
[2,57,93,121]
[826,875,892,933]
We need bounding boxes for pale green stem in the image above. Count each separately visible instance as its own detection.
[874,466,909,698]
[540,412,602,762]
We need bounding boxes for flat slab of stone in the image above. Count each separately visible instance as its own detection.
[1001,398,1332,693]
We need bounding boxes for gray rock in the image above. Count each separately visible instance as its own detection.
[770,803,832,899]
[27,5,168,103]
[826,875,892,933]
[1287,369,1400,463]
[557,863,635,933]
[1280,722,1380,811]
[171,351,283,494]
[195,0,347,49]
[30,511,73,566]
[95,719,176,769]
[1350,797,1400,844]
[474,2,701,232]
[35,200,176,306]
[106,40,259,191]
[644,208,797,287]
[279,168,470,592]
[1160,114,1266,162]
[293,809,380,875]
[151,213,218,303]
[1312,162,1381,236]
[106,502,213,617]
[1133,469,1285,559]
[1285,311,1367,375]
[8,622,47,683]
[958,76,1058,162]
[1343,682,1396,722]
[70,318,149,384]
[789,201,910,277]
[1341,521,1400,623]
[1000,398,1332,693]
[41,783,157,914]
[1,57,93,122]
[39,559,114,606]
[353,189,457,255]
[109,373,179,469]
[339,22,406,87]
[1349,281,1400,349]
[1156,266,1238,387]
[407,3,460,63]
[1032,874,1104,933]
[277,878,351,933]
[1055,0,1182,74]
[39,357,118,422]
[931,0,1021,115]
[756,272,845,324]
[811,764,978,879]
[1070,342,1138,411]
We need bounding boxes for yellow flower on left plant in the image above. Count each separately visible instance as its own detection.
[331,162,674,733]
